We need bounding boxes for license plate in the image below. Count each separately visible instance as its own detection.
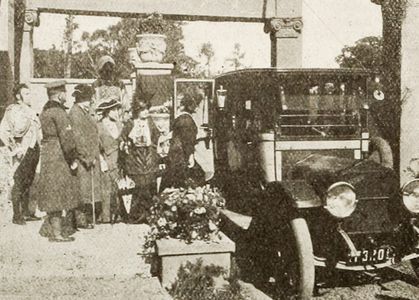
[347,248,392,265]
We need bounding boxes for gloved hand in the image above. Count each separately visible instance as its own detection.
[70,161,78,170]
[188,154,195,168]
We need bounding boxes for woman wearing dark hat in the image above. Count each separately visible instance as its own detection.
[96,98,123,223]
[69,84,102,229]
[93,55,130,118]
[160,93,205,190]
[118,100,161,223]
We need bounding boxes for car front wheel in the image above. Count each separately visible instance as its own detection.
[411,258,419,279]
[276,217,315,300]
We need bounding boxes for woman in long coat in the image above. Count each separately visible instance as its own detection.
[119,100,161,223]
[96,99,123,223]
[160,94,204,190]
[69,84,102,228]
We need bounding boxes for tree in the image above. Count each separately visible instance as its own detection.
[335,36,383,72]
[225,43,246,71]
[199,42,215,77]
[34,47,65,78]
[63,15,79,78]
[34,17,199,79]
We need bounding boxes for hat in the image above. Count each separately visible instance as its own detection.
[96,99,121,111]
[72,84,94,102]
[97,55,115,71]
[45,80,67,92]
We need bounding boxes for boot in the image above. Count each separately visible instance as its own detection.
[49,216,75,242]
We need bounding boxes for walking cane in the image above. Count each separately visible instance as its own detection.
[91,168,96,227]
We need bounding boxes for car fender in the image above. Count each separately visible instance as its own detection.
[265,180,323,209]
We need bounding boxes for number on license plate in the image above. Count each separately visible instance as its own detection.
[347,248,392,265]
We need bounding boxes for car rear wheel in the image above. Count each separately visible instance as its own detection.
[275,218,315,300]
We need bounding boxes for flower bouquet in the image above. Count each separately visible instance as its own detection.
[144,186,226,251]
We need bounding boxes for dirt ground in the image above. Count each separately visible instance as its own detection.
[0,148,170,300]
[0,212,172,299]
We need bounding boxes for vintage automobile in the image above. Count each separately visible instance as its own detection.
[207,68,419,299]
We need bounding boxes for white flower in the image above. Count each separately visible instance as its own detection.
[186,194,196,201]
[157,217,167,227]
[164,198,175,206]
[171,205,177,212]
[191,231,198,239]
[193,207,206,215]
[208,221,218,232]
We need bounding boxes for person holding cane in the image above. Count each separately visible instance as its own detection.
[69,84,102,229]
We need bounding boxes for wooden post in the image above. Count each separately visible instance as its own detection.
[19,8,39,83]
[400,0,419,184]
[264,0,303,68]
[0,0,15,118]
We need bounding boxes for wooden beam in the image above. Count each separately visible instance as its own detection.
[27,0,276,22]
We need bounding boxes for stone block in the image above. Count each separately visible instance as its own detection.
[136,62,174,76]
[156,232,235,288]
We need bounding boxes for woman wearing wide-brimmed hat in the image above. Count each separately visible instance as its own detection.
[93,55,130,120]
[96,98,123,223]
[118,100,161,223]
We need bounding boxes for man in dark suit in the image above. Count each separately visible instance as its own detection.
[34,80,80,242]
[69,84,102,228]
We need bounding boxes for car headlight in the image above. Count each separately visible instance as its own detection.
[325,182,357,218]
[401,179,419,214]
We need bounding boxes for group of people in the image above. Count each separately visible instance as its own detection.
[0,55,204,242]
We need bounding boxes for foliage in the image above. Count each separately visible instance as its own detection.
[169,259,245,300]
[137,12,167,34]
[199,42,215,77]
[34,48,65,78]
[34,16,199,79]
[225,43,246,71]
[143,186,226,251]
[335,36,383,72]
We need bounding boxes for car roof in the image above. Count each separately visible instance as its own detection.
[215,68,374,79]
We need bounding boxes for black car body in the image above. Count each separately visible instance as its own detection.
[210,68,419,299]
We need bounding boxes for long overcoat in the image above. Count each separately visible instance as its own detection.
[33,101,80,212]
[69,104,102,205]
[160,113,198,189]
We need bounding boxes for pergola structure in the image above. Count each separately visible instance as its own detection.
[18,0,303,83]
[1,0,419,184]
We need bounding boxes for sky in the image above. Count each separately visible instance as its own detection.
[33,0,382,73]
